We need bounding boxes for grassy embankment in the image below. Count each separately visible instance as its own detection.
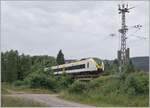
[59,72,149,107]
[1,83,53,107]
[60,89,148,107]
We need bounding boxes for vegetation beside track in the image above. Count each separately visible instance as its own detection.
[1,50,149,107]
[59,72,149,107]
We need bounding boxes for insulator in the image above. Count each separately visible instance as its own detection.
[118,4,121,10]
[122,4,125,8]
[126,4,128,8]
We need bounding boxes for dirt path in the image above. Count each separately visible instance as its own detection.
[5,94,94,107]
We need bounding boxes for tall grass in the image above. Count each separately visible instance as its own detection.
[60,72,149,107]
[60,91,149,107]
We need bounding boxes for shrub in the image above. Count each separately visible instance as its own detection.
[13,80,25,86]
[124,72,149,95]
[13,80,29,86]
[133,72,149,94]
[57,73,74,89]
[68,80,87,94]
[103,63,118,75]
[28,72,57,91]
[18,69,74,92]
[123,60,135,73]
[126,87,136,96]
[46,77,58,91]
[61,77,73,88]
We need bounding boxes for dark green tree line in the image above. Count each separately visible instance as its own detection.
[1,50,18,82]
[1,50,57,82]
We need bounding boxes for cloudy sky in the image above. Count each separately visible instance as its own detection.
[1,1,149,60]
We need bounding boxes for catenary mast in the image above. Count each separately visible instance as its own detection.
[118,4,132,72]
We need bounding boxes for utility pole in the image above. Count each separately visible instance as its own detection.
[118,4,133,72]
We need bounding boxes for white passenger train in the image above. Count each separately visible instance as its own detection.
[44,58,104,80]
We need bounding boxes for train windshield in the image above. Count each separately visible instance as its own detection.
[93,58,102,65]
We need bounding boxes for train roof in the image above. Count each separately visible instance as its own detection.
[51,57,102,68]
[93,57,102,62]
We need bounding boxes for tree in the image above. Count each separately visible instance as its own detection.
[124,59,135,73]
[17,54,32,80]
[113,59,119,66]
[4,50,19,82]
[1,50,57,83]
[1,52,6,82]
[56,49,65,65]
[31,56,56,67]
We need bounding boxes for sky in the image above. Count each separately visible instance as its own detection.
[1,1,149,60]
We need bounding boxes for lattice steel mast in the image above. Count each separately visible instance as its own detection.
[118,4,132,72]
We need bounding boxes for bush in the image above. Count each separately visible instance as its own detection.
[14,69,74,92]
[13,80,29,86]
[28,72,57,91]
[125,60,135,73]
[61,72,149,107]
[68,80,87,94]
[126,87,136,96]
[57,73,74,89]
[103,63,118,75]
[29,74,44,88]
[13,80,25,86]
[124,72,149,95]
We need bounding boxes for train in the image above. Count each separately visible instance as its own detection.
[44,58,104,80]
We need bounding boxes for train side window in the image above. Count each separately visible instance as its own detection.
[87,62,89,68]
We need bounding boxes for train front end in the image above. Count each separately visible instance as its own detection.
[93,58,104,72]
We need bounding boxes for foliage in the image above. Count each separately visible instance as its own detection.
[1,50,18,82]
[102,61,111,75]
[13,80,29,86]
[27,72,55,90]
[56,49,65,65]
[61,72,149,107]
[103,61,118,75]
[123,60,135,73]
[31,55,56,67]
[19,67,73,92]
[124,72,149,95]
[17,54,32,80]
[113,59,119,65]
[1,50,56,82]
[1,52,6,82]
[68,80,87,94]
[57,72,74,90]
[103,59,135,76]
[1,49,149,107]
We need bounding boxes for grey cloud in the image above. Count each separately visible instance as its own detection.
[1,1,149,60]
